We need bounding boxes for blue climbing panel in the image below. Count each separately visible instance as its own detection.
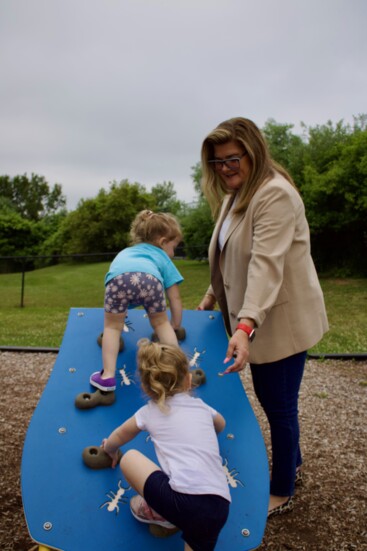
[21,308,269,550]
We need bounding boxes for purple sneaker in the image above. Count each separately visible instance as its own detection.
[90,371,116,391]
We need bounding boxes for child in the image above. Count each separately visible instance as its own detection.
[90,209,184,392]
[102,340,231,551]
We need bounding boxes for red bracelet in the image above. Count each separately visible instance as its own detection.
[236,323,256,342]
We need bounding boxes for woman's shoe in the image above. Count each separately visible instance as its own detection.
[295,467,303,486]
[267,497,294,518]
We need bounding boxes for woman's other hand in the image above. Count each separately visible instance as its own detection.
[197,294,216,311]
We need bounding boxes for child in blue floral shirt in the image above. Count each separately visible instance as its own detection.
[90,210,184,392]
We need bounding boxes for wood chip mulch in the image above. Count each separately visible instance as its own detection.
[0,352,366,551]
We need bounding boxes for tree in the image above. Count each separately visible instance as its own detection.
[191,162,203,198]
[301,119,349,174]
[180,163,213,259]
[0,173,66,221]
[301,121,367,274]
[0,211,45,271]
[53,180,155,256]
[263,119,306,187]
[150,181,183,214]
[181,201,213,259]
[0,211,38,256]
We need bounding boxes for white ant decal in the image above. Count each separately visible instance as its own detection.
[100,480,131,514]
[222,458,245,488]
[188,347,206,368]
[119,365,135,387]
[123,319,135,333]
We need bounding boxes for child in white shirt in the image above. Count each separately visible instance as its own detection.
[102,339,230,551]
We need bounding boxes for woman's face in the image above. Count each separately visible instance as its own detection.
[212,140,251,192]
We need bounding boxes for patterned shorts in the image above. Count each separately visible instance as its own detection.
[104,272,166,315]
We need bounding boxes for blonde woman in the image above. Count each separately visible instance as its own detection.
[197,117,328,517]
[90,210,183,392]
[102,340,230,551]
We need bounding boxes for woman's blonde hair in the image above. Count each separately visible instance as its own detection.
[201,117,298,218]
[137,339,189,411]
[130,210,182,245]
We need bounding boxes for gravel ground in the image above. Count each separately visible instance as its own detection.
[0,352,366,551]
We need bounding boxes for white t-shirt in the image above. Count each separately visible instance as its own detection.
[218,195,238,250]
[134,393,231,502]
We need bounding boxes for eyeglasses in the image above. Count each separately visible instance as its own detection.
[208,152,247,171]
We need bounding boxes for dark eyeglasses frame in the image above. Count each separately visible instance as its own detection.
[208,152,247,171]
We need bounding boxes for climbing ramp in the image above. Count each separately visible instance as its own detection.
[21,308,269,550]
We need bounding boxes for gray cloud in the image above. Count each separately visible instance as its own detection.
[1,0,366,209]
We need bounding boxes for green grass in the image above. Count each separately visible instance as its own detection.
[0,260,366,353]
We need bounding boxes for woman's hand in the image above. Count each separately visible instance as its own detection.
[197,294,216,311]
[222,330,250,374]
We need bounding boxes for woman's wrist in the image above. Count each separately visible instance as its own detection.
[238,318,255,328]
[236,319,256,341]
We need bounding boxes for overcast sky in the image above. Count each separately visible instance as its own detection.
[1,0,366,210]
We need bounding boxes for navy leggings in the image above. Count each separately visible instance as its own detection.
[250,351,307,496]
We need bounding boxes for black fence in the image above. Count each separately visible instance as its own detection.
[0,248,192,308]
[0,253,120,307]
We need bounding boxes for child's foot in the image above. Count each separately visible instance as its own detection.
[130,495,176,529]
[90,371,116,391]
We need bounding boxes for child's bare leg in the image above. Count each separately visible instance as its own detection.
[120,449,161,496]
[184,544,194,551]
[102,312,126,379]
[149,311,178,346]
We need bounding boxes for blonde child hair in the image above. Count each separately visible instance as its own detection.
[130,209,182,246]
[137,339,189,411]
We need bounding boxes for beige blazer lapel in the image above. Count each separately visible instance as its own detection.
[221,210,246,251]
[220,195,247,253]
[209,195,231,264]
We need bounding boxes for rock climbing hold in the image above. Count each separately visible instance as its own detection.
[75,389,115,409]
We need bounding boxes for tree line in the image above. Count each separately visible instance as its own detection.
[1,116,366,276]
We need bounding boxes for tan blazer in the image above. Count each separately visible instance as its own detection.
[207,173,329,364]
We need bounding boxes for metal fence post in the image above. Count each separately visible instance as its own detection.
[20,259,25,308]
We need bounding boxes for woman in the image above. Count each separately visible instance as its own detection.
[197,117,328,517]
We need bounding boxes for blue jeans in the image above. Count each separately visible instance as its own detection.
[250,351,306,496]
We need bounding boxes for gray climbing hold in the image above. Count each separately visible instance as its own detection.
[97,332,124,352]
[75,389,115,409]
[82,446,123,469]
[191,368,206,388]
